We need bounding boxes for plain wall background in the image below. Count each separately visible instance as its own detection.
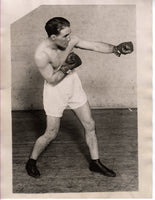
[11,5,136,110]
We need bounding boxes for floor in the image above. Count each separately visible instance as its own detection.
[12,109,138,193]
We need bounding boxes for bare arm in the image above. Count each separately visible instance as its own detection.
[74,36,134,56]
[74,37,115,53]
[35,52,66,85]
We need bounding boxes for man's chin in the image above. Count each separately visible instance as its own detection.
[57,45,67,51]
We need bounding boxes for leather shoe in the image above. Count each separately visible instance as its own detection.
[89,159,116,177]
[26,158,40,178]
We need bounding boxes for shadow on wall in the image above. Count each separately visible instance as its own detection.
[11,5,136,110]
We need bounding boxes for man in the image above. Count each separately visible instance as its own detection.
[26,17,133,178]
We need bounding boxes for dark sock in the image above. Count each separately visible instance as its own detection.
[29,158,37,164]
[91,159,99,162]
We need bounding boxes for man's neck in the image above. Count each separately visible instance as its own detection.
[45,38,58,50]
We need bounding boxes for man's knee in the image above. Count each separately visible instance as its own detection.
[44,127,59,141]
[44,116,60,141]
[84,119,95,132]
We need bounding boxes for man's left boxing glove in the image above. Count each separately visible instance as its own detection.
[60,52,82,75]
[113,41,134,57]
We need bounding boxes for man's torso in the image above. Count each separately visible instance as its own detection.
[35,37,77,71]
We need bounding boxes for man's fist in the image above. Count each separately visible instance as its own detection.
[65,52,82,66]
[114,42,134,57]
[60,52,82,75]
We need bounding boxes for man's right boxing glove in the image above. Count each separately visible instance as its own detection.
[60,52,82,75]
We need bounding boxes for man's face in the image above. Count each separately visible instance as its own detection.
[54,26,71,49]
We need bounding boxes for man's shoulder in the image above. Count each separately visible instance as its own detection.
[34,51,49,68]
[70,36,80,46]
[34,44,51,68]
[35,44,55,64]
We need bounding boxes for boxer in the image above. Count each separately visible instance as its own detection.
[26,17,133,178]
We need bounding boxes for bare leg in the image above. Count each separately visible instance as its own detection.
[26,115,60,178]
[73,102,116,177]
[31,116,60,160]
[73,102,99,160]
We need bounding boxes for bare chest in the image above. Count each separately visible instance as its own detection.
[46,48,68,70]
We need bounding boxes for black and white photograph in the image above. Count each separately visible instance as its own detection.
[11,4,137,193]
[1,0,152,198]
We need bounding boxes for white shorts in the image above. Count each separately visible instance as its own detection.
[43,71,87,117]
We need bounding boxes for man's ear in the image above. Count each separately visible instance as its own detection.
[50,35,57,41]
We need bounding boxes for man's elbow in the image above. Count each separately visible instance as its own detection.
[93,43,101,52]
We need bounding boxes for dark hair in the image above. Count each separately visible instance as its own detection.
[45,17,70,37]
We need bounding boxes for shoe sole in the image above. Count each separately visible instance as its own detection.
[89,167,116,177]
